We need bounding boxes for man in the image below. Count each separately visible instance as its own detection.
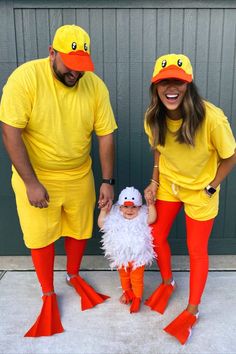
[0,24,117,337]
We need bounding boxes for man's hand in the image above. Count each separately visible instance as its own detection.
[98,183,114,211]
[25,180,50,208]
[1,123,49,209]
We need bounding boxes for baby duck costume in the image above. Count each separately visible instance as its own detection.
[101,187,156,312]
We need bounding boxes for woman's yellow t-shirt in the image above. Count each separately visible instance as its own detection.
[144,101,236,189]
[0,58,117,179]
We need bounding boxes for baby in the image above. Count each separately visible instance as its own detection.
[98,186,157,313]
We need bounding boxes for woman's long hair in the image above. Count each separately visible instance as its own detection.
[145,82,205,148]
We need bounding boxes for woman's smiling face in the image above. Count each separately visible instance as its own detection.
[156,79,188,119]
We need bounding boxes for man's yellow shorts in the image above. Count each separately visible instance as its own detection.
[12,170,96,249]
[157,175,219,221]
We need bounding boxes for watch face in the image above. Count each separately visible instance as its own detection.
[208,187,216,194]
[206,186,216,194]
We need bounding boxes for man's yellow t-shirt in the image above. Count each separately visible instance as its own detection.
[0,58,117,179]
[144,101,236,190]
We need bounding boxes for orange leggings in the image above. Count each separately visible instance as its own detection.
[31,237,87,293]
[152,200,214,305]
[118,264,145,298]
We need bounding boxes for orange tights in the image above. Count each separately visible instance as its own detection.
[31,237,87,294]
[152,200,214,305]
[118,264,145,298]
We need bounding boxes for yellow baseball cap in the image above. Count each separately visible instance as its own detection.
[151,54,193,84]
[52,24,94,71]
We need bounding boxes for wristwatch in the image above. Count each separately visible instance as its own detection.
[205,184,216,196]
[102,178,115,185]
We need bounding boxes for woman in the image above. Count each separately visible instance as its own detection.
[144,53,236,344]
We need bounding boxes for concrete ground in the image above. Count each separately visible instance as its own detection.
[0,255,236,354]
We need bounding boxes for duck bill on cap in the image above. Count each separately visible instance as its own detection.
[152,65,192,84]
[59,50,94,71]
[123,201,135,207]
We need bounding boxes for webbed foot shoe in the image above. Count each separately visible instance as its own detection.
[145,280,175,314]
[67,275,110,311]
[164,309,199,345]
[24,293,64,337]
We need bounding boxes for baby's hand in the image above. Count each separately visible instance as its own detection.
[146,190,155,205]
[98,202,110,212]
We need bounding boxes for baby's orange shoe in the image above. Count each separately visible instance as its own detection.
[130,297,141,313]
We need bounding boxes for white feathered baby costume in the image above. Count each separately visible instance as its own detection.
[100,187,156,311]
[101,187,156,270]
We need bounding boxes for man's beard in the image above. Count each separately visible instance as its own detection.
[52,61,83,87]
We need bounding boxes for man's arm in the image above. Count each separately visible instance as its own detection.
[97,133,115,210]
[1,123,49,208]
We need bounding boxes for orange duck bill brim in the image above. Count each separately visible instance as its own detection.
[59,50,94,71]
[152,65,193,84]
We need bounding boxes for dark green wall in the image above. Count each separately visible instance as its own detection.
[0,0,236,255]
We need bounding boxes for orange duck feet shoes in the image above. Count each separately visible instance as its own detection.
[164,309,199,345]
[123,289,134,304]
[24,293,64,337]
[130,297,141,313]
[145,280,175,314]
[66,274,110,311]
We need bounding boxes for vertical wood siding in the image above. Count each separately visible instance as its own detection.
[0,2,236,254]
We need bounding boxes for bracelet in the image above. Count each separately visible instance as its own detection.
[153,165,159,168]
[150,178,159,187]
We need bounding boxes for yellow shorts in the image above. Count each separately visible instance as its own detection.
[11,170,96,249]
[157,175,219,221]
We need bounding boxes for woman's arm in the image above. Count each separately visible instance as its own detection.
[210,150,236,188]
[144,149,160,203]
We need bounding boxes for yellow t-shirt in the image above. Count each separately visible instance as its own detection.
[144,101,236,189]
[0,58,117,179]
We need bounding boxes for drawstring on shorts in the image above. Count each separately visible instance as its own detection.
[171,183,179,196]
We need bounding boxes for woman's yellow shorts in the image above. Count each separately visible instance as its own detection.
[157,175,219,221]
[12,170,96,249]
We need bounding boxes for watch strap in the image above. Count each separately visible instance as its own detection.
[102,178,115,185]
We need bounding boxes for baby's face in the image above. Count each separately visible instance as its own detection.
[120,205,140,219]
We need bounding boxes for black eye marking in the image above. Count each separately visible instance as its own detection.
[72,42,77,50]
[84,43,88,51]
[124,197,127,199]
[132,197,134,200]
[177,59,182,67]
[162,60,167,68]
